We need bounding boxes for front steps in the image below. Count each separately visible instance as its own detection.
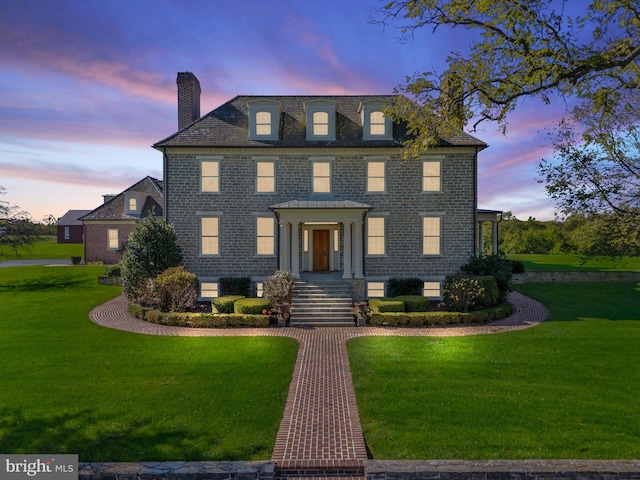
[289,278,355,326]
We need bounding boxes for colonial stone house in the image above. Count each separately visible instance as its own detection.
[80,176,163,264]
[154,72,489,315]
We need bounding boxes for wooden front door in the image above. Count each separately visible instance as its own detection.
[313,230,330,271]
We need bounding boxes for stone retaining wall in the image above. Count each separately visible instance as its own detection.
[365,460,640,480]
[78,461,274,480]
[513,271,640,284]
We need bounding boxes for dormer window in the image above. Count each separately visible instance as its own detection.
[247,99,281,141]
[304,99,336,141]
[359,99,393,140]
[125,193,144,215]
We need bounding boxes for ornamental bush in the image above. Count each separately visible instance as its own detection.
[234,298,271,315]
[388,278,423,296]
[442,275,488,313]
[263,270,295,307]
[219,277,251,297]
[369,298,405,313]
[394,295,431,312]
[153,266,198,312]
[460,253,513,302]
[212,295,245,314]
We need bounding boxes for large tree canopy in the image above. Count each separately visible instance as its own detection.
[0,186,40,256]
[375,0,640,156]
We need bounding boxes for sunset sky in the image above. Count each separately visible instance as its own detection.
[1,0,571,222]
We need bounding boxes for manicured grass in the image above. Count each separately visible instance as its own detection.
[509,253,640,271]
[0,236,83,260]
[348,281,640,459]
[0,266,298,461]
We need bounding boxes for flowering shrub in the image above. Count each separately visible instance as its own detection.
[441,275,498,312]
[152,266,198,312]
[263,270,295,307]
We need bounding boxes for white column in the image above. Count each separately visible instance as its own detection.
[279,222,290,272]
[343,222,352,279]
[291,222,300,277]
[491,220,498,254]
[477,222,484,256]
[354,220,364,278]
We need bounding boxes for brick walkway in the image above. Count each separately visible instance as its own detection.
[88,292,548,474]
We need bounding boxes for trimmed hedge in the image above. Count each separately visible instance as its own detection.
[394,295,431,312]
[212,295,245,314]
[369,303,513,327]
[234,298,270,314]
[129,304,270,328]
[369,298,405,313]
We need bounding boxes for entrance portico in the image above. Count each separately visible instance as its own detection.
[270,197,372,279]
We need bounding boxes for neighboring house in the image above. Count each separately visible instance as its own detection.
[56,210,91,243]
[80,177,163,264]
[153,72,488,300]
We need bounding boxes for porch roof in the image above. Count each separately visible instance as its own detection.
[270,195,372,210]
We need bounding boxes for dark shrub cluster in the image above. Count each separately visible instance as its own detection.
[388,278,423,297]
[219,277,251,297]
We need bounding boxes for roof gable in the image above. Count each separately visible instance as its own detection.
[80,177,164,221]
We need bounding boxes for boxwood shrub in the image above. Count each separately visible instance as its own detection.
[212,295,245,314]
[369,302,513,327]
[394,295,431,312]
[234,298,270,314]
[388,278,423,296]
[369,298,405,313]
[138,309,270,328]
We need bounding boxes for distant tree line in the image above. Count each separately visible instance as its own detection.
[490,211,640,257]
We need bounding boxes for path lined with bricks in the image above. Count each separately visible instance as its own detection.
[88,292,548,473]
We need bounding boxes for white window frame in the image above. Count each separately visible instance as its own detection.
[200,157,221,193]
[200,280,219,300]
[255,158,276,193]
[367,216,386,256]
[304,100,337,141]
[256,215,276,256]
[200,215,220,256]
[360,99,393,140]
[366,158,386,193]
[312,158,332,193]
[422,215,442,256]
[107,228,119,250]
[64,226,70,240]
[367,281,386,298]
[247,99,281,141]
[422,157,443,193]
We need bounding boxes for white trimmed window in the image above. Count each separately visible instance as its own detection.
[64,226,70,240]
[201,217,219,255]
[256,282,264,298]
[256,159,275,193]
[128,198,137,211]
[369,111,386,135]
[201,281,219,299]
[367,217,385,255]
[201,159,220,193]
[423,281,442,298]
[423,216,441,255]
[247,99,281,140]
[367,160,386,192]
[304,100,337,140]
[107,228,119,249]
[367,281,385,298]
[423,159,442,192]
[256,216,275,255]
[312,160,331,193]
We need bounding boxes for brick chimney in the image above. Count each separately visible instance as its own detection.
[177,72,201,130]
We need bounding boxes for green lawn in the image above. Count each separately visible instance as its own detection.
[348,281,640,459]
[0,266,298,461]
[0,236,83,260]
[509,253,640,271]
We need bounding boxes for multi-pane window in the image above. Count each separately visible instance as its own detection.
[313,161,331,193]
[367,281,385,298]
[367,217,385,255]
[256,282,264,298]
[201,217,219,255]
[128,198,137,211]
[369,111,386,135]
[201,160,220,193]
[423,281,442,298]
[313,111,329,136]
[201,282,219,299]
[107,228,118,249]
[256,160,275,193]
[423,216,441,255]
[423,160,441,192]
[367,160,385,192]
[256,216,275,255]
[255,111,272,136]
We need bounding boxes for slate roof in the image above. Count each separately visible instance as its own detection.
[56,210,92,226]
[153,95,487,149]
[80,177,164,221]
